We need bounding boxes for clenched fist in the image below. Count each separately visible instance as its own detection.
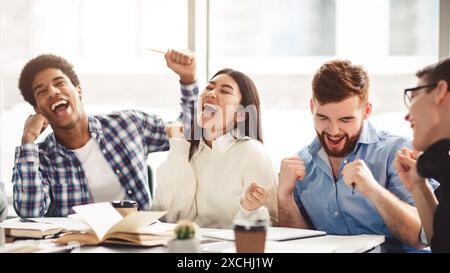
[164,121,185,139]
[240,182,268,211]
[278,156,305,199]
[393,147,425,192]
[342,159,378,196]
[22,114,49,144]
[165,49,197,84]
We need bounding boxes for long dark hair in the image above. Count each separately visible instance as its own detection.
[188,68,263,160]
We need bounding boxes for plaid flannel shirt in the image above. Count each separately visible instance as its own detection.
[12,83,198,217]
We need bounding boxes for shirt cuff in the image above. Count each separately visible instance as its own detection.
[180,82,199,100]
[237,197,271,223]
[15,143,40,164]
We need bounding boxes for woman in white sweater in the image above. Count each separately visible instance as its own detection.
[152,68,277,228]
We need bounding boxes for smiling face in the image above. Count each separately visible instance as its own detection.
[197,73,243,139]
[311,96,371,158]
[32,68,85,130]
[405,78,442,151]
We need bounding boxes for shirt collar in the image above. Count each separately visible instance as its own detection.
[196,128,251,156]
[48,115,104,156]
[308,120,380,155]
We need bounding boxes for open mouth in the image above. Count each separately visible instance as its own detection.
[50,99,69,116]
[325,134,345,146]
[202,103,218,114]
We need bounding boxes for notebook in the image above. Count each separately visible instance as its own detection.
[202,227,326,241]
[201,241,337,253]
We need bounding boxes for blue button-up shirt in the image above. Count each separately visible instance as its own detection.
[294,121,439,252]
[12,83,198,218]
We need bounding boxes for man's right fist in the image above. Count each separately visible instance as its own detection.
[278,156,306,199]
[22,114,49,144]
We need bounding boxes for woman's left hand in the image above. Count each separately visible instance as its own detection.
[240,182,268,211]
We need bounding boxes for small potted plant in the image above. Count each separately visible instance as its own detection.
[167,220,200,253]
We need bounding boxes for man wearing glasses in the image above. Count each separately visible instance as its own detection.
[394,57,450,252]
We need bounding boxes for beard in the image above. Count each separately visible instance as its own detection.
[316,126,363,158]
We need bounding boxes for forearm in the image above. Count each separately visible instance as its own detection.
[369,185,422,248]
[179,82,198,138]
[278,193,311,229]
[410,180,438,244]
[12,144,50,217]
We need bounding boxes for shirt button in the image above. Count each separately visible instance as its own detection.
[102,149,107,154]
[115,169,120,174]
[127,190,133,195]
[343,160,348,164]
[334,212,339,216]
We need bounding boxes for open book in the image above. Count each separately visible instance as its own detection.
[0,217,90,239]
[55,202,173,247]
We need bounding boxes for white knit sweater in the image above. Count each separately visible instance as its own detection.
[152,133,278,228]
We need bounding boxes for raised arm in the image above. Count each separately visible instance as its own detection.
[277,156,312,229]
[237,142,278,226]
[164,49,199,138]
[342,157,423,249]
[394,147,438,245]
[12,114,52,217]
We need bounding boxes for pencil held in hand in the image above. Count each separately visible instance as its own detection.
[147,48,167,54]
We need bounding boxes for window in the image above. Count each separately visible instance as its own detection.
[0,0,446,203]
[0,0,188,197]
[208,0,439,161]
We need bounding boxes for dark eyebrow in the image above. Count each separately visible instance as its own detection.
[316,113,355,120]
[207,81,234,91]
[33,83,44,92]
[52,76,66,83]
[33,76,66,92]
[221,84,234,90]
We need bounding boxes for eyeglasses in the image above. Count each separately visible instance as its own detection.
[403,83,437,108]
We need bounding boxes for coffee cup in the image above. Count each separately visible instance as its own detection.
[111,200,138,217]
[233,219,267,253]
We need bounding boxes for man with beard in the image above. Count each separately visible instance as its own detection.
[277,60,438,252]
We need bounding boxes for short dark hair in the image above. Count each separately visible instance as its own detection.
[416,57,450,89]
[18,54,80,106]
[312,60,369,104]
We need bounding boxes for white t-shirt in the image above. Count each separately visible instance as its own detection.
[72,138,126,202]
